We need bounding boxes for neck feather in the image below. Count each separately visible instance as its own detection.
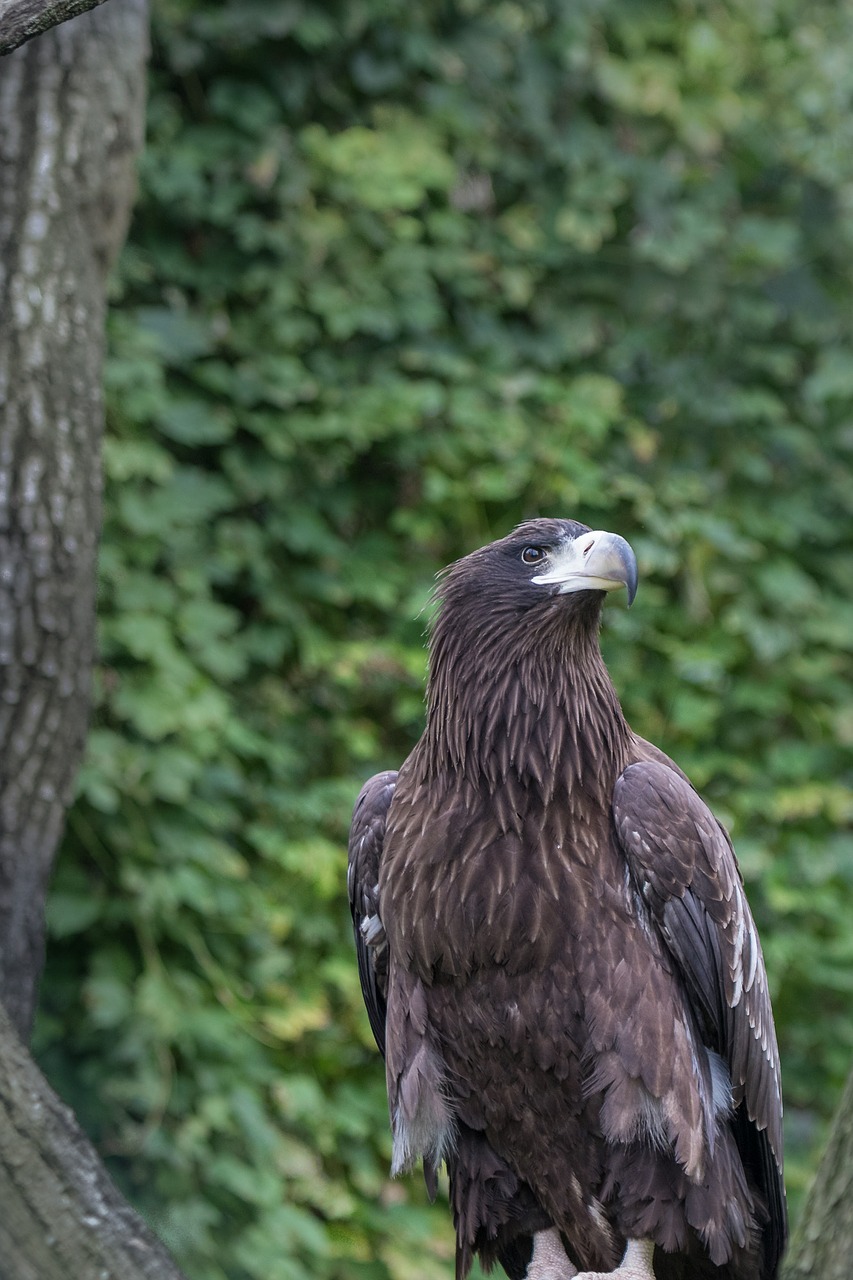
[417,596,631,812]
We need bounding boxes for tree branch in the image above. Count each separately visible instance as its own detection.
[0,1002,188,1278]
[0,0,111,55]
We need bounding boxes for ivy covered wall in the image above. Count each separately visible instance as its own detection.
[35,1,853,1277]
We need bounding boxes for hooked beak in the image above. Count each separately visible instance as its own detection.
[532,529,638,606]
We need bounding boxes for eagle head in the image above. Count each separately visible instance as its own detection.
[437,518,638,624]
[513,518,637,606]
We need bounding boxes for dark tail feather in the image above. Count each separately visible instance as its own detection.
[448,1125,549,1280]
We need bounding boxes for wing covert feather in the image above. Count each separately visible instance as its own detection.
[613,760,786,1275]
[347,770,397,1056]
[613,761,782,1153]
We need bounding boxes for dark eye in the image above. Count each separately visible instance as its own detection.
[521,546,546,565]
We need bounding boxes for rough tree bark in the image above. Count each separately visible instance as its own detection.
[0,1001,187,1280]
[0,5,188,1275]
[0,0,145,1041]
[783,1062,853,1280]
[0,0,111,55]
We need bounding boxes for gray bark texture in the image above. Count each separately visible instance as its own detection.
[783,1062,853,1280]
[0,999,188,1280]
[0,0,111,55]
[0,7,188,1278]
[0,0,147,1040]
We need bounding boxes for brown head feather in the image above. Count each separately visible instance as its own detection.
[419,519,632,813]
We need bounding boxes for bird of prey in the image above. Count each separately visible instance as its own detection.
[348,518,786,1280]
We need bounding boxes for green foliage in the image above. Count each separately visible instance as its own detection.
[36,0,853,1276]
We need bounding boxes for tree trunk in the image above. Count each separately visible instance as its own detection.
[0,0,146,1040]
[783,1062,853,1280]
[0,6,189,1275]
[0,0,112,55]
[0,1001,188,1280]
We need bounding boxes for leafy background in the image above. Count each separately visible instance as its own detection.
[34,0,853,1277]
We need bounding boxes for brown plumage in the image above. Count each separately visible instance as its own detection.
[347,519,786,1280]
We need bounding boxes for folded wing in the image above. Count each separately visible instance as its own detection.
[613,759,786,1279]
[347,770,397,1056]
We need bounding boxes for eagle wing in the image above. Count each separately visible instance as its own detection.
[347,770,397,1056]
[612,758,786,1275]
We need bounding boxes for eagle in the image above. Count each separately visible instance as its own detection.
[347,518,786,1280]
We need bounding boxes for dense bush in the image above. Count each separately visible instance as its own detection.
[36,1,853,1277]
